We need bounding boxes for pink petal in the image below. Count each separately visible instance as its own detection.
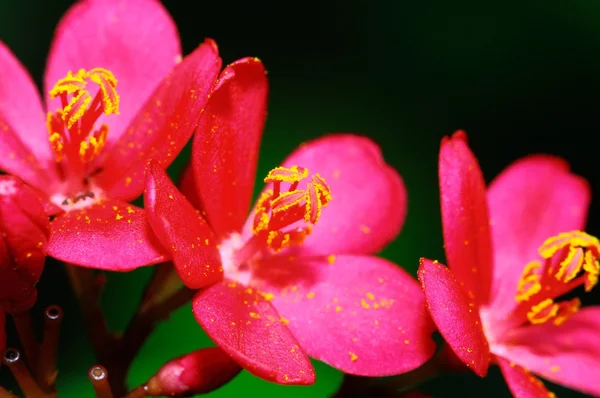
[438,131,493,305]
[145,162,223,289]
[417,258,490,377]
[486,155,590,317]
[0,42,58,189]
[496,356,554,398]
[192,282,315,385]
[251,254,436,376]
[44,0,181,150]
[190,57,267,238]
[93,40,222,202]
[0,176,49,312]
[247,134,406,256]
[47,199,168,271]
[492,307,600,397]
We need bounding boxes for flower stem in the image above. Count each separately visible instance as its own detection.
[123,386,148,398]
[36,305,63,392]
[0,386,18,398]
[2,348,46,398]
[104,264,194,395]
[88,365,113,398]
[65,265,115,364]
[11,311,39,370]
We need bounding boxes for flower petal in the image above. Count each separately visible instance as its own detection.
[47,199,167,271]
[438,131,493,305]
[190,57,267,238]
[247,134,406,256]
[145,162,223,289]
[417,258,490,377]
[492,307,600,397]
[192,282,315,385]
[44,0,181,149]
[0,176,49,312]
[93,40,222,202]
[487,155,590,317]
[0,42,58,189]
[251,254,436,376]
[496,356,554,398]
[178,162,202,210]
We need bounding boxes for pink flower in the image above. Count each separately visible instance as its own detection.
[418,131,600,396]
[0,176,50,352]
[0,0,222,270]
[144,58,436,384]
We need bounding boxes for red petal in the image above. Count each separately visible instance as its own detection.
[145,161,223,289]
[253,255,436,376]
[0,42,58,184]
[178,162,202,210]
[147,347,241,396]
[497,356,554,398]
[192,283,315,385]
[94,40,222,201]
[439,131,493,305]
[417,258,490,377]
[47,199,167,271]
[0,176,49,312]
[44,0,181,150]
[189,57,267,238]
[245,134,406,256]
[487,155,590,318]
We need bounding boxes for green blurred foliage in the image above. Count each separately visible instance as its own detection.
[2,0,600,397]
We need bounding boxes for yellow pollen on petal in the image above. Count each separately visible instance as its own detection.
[264,165,309,183]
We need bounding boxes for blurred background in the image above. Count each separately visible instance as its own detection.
[1,1,600,396]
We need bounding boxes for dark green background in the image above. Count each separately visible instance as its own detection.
[1,1,599,396]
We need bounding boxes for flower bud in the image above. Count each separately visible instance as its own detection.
[145,347,241,396]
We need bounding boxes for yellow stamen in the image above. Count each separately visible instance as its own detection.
[252,165,331,251]
[46,67,120,165]
[515,261,542,302]
[516,230,600,326]
[527,298,559,324]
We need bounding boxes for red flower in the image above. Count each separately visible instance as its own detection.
[0,0,222,270]
[418,131,600,396]
[145,58,436,384]
[0,176,50,351]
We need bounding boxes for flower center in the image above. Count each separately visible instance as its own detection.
[46,68,120,205]
[514,230,600,326]
[222,165,332,283]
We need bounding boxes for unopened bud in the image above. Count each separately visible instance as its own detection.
[146,347,241,396]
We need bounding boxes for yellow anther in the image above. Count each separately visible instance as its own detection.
[539,231,599,259]
[264,165,309,183]
[49,69,87,98]
[63,90,92,129]
[515,261,542,302]
[48,132,64,162]
[271,190,306,213]
[87,68,120,115]
[555,246,584,282]
[527,298,559,325]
